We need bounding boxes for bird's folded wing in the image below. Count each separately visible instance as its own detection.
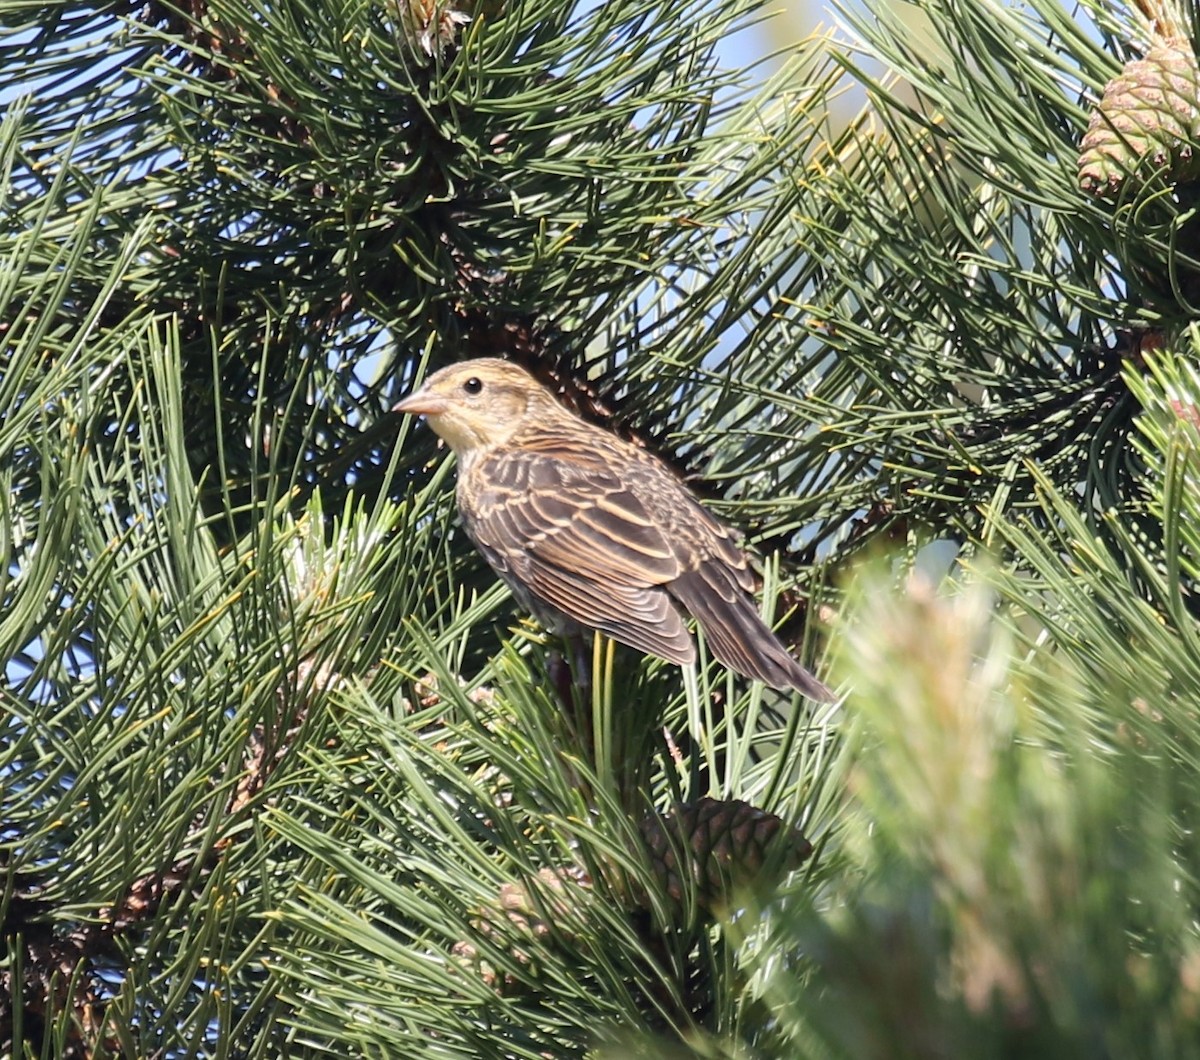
[471,449,682,587]
[468,449,696,663]
[521,564,696,665]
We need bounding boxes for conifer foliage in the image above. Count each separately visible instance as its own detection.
[2,0,1200,1055]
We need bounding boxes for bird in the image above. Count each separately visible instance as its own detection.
[393,358,833,701]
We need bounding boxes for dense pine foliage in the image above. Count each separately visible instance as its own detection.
[3,0,1199,1056]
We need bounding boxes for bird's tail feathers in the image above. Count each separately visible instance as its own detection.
[671,566,834,702]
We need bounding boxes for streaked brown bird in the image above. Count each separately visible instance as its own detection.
[394,358,832,701]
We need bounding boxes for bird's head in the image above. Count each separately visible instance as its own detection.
[392,358,558,455]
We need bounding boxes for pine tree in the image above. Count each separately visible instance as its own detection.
[3,0,1200,1056]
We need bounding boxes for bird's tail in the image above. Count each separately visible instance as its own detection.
[670,565,834,701]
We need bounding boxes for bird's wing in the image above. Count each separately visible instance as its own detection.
[522,566,695,665]
[464,445,695,664]
[469,445,682,587]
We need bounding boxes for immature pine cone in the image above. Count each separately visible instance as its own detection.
[1079,38,1200,195]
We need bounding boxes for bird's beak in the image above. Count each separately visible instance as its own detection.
[393,387,449,417]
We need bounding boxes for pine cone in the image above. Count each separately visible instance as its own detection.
[391,0,472,58]
[640,797,813,914]
[452,866,591,992]
[1079,38,1200,195]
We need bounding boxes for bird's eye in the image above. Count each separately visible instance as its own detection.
[462,377,484,395]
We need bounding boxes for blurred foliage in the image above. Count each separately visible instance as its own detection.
[624,345,1200,1058]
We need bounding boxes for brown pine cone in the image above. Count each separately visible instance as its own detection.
[640,797,813,913]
